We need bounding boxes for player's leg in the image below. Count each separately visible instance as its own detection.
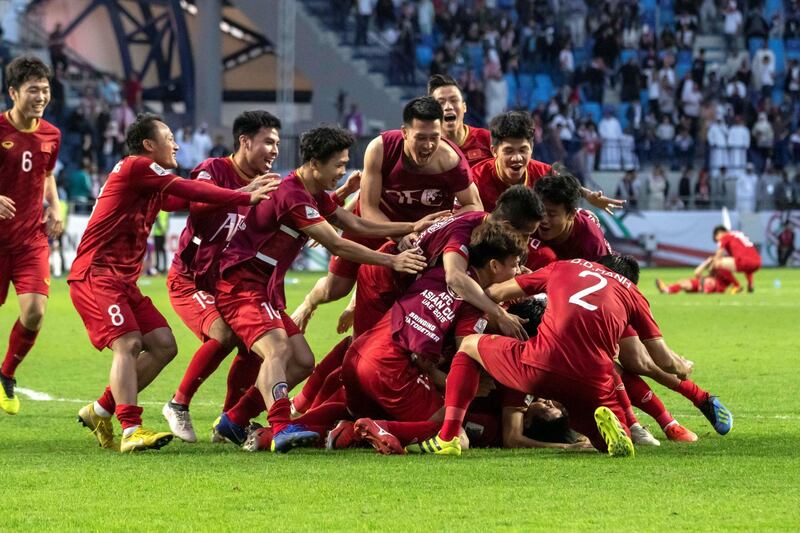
[291,272,355,332]
[309,368,346,410]
[612,368,660,446]
[711,256,737,273]
[222,350,260,411]
[291,336,351,415]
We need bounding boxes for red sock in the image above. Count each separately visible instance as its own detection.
[744,271,754,289]
[173,339,229,406]
[667,283,682,294]
[115,404,143,430]
[1,320,39,378]
[226,386,266,427]
[310,369,344,410]
[669,380,709,407]
[439,353,480,441]
[382,420,440,446]
[97,386,116,414]
[296,401,349,428]
[621,371,675,429]
[268,397,292,435]
[223,351,260,412]
[293,337,350,414]
[613,371,638,426]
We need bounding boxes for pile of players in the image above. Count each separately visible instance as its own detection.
[1,58,739,457]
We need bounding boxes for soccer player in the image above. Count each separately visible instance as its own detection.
[710,226,761,292]
[291,96,482,332]
[161,111,284,442]
[212,126,442,452]
[71,114,276,452]
[656,256,742,295]
[409,255,693,457]
[0,56,62,415]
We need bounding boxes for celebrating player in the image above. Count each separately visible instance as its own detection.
[0,56,62,415]
[710,226,761,292]
[71,114,277,452]
[291,96,482,332]
[656,256,742,294]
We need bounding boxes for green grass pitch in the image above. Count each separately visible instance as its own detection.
[1,268,799,531]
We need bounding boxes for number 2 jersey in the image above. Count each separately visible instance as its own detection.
[0,112,61,252]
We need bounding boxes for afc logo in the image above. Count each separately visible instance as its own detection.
[385,188,444,206]
[209,212,247,242]
[529,238,542,250]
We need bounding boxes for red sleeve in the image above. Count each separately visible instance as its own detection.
[454,305,487,337]
[515,263,557,296]
[627,291,662,340]
[524,243,557,271]
[288,202,327,229]
[165,177,251,206]
[317,190,339,217]
[188,163,230,216]
[161,195,189,212]
[452,156,472,193]
[128,158,183,193]
[329,191,345,207]
[47,134,61,173]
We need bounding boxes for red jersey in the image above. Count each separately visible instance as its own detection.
[172,156,253,286]
[416,210,488,265]
[376,130,471,221]
[471,157,552,212]
[69,156,250,284]
[217,171,337,310]
[537,209,611,261]
[515,259,662,387]
[458,125,493,167]
[719,231,760,262]
[524,238,558,271]
[0,113,61,251]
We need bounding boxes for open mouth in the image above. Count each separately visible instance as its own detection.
[444,114,457,123]
[509,164,524,172]
[264,158,274,171]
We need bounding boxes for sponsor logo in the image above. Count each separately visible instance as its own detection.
[197,170,213,180]
[149,162,168,176]
[474,317,488,333]
[1,140,13,149]
[385,188,445,207]
[43,278,51,286]
[305,206,321,219]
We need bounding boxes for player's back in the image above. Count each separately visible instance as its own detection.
[721,231,759,259]
[542,209,611,261]
[416,210,487,267]
[0,114,61,251]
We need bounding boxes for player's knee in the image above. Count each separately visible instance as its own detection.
[115,335,143,357]
[208,320,236,349]
[20,302,46,330]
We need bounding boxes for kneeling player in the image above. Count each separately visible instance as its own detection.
[710,226,761,292]
[656,256,741,295]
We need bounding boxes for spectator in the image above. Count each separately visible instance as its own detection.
[209,134,228,158]
[598,107,623,170]
[0,28,12,109]
[707,115,729,176]
[620,127,639,171]
[745,7,769,42]
[790,126,800,164]
[355,0,373,46]
[615,169,641,209]
[674,126,695,169]
[700,0,718,33]
[345,103,364,135]
[646,165,669,210]
[753,44,776,99]
[417,0,434,38]
[777,223,796,266]
[786,59,800,104]
[723,1,743,53]
[678,167,694,207]
[752,112,775,173]
[759,164,783,210]
[654,115,675,164]
[123,73,143,112]
[775,170,796,210]
[559,41,575,84]
[152,211,169,274]
[695,169,712,208]
[691,48,706,87]
[66,157,94,202]
[48,23,69,73]
[619,56,642,104]
[175,126,198,175]
[192,123,213,162]
[98,74,122,107]
[736,162,758,213]
[579,121,601,173]
[680,77,702,132]
[727,115,751,173]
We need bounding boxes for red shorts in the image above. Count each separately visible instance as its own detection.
[0,245,50,305]
[167,266,220,340]
[328,233,387,279]
[69,270,169,350]
[215,282,300,350]
[734,254,761,274]
[475,334,625,452]
[341,344,442,421]
[353,259,409,338]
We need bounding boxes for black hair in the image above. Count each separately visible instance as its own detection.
[489,111,534,146]
[493,185,545,230]
[299,126,354,164]
[468,219,527,268]
[596,254,640,285]
[125,113,166,155]
[5,56,51,90]
[427,74,463,97]
[523,411,576,444]
[232,111,281,151]
[402,96,444,125]
[533,163,582,212]
[507,298,547,338]
[713,225,728,238]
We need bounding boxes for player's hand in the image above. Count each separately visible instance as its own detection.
[389,247,427,274]
[42,204,64,238]
[0,195,16,220]
[248,179,280,204]
[491,306,529,340]
[411,210,451,233]
[340,170,362,197]
[586,189,625,215]
[397,232,419,252]
[675,357,694,380]
[565,440,594,450]
[242,173,281,194]
[336,304,355,334]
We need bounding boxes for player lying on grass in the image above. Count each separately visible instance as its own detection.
[0,56,62,415]
[656,257,742,295]
[710,226,762,293]
[210,126,447,452]
[72,113,278,452]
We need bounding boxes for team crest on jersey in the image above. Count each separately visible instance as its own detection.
[305,206,320,219]
[385,188,444,206]
[473,317,488,333]
[466,149,483,160]
[149,162,169,176]
[1,140,13,149]
[40,142,54,153]
[197,170,213,180]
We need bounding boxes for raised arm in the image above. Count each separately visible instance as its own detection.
[581,186,625,214]
[454,182,484,212]
[360,136,390,223]
[329,206,448,238]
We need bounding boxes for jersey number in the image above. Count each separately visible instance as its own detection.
[260,302,280,321]
[192,291,215,310]
[21,151,33,172]
[107,304,125,326]
[568,271,608,311]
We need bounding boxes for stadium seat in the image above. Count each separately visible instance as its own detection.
[772,86,784,104]
[769,37,786,74]
[641,9,656,28]
[534,74,554,96]
[581,102,602,124]
[659,7,675,30]
[765,0,783,20]
[504,73,518,108]
[518,73,535,108]
[467,43,484,75]
[617,103,630,130]
[620,49,638,64]
[415,45,433,69]
[749,37,765,57]
[640,89,650,116]
[676,59,691,79]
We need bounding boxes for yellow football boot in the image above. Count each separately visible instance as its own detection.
[0,374,20,415]
[119,426,173,453]
[405,434,462,456]
[594,406,635,458]
[77,402,116,449]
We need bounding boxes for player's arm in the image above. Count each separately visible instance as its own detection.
[454,182,484,212]
[693,257,713,277]
[580,186,625,214]
[488,264,554,303]
[330,170,361,207]
[502,407,575,449]
[328,206,448,238]
[641,337,693,380]
[42,171,63,237]
[360,137,391,223]
[443,252,528,340]
[301,220,427,274]
[163,175,272,206]
[191,173,280,216]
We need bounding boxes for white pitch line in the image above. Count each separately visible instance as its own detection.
[13,387,800,420]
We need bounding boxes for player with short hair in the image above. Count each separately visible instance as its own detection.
[71,113,277,452]
[711,226,761,292]
[0,56,62,415]
[291,96,482,332]
[656,256,742,294]
[410,255,693,457]
[212,126,443,452]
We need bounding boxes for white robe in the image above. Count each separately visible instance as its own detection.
[707,122,729,172]
[727,125,750,170]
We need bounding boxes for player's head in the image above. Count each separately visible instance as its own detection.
[507,297,547,338]
[492,185,544,238]
[713,225,728,242]
[232,111,281,174]
[489,111,534,185]
[523,399,575,444]
[126,113,178,169]
[299,126,355,190]
[596,254,640,285]
[468,219,526,286]
[401,96,444,168]
[428,74,465,137]
[533,164,582,241]
[5,56,52,120]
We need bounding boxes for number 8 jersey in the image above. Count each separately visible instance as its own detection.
[0,112,61,252]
